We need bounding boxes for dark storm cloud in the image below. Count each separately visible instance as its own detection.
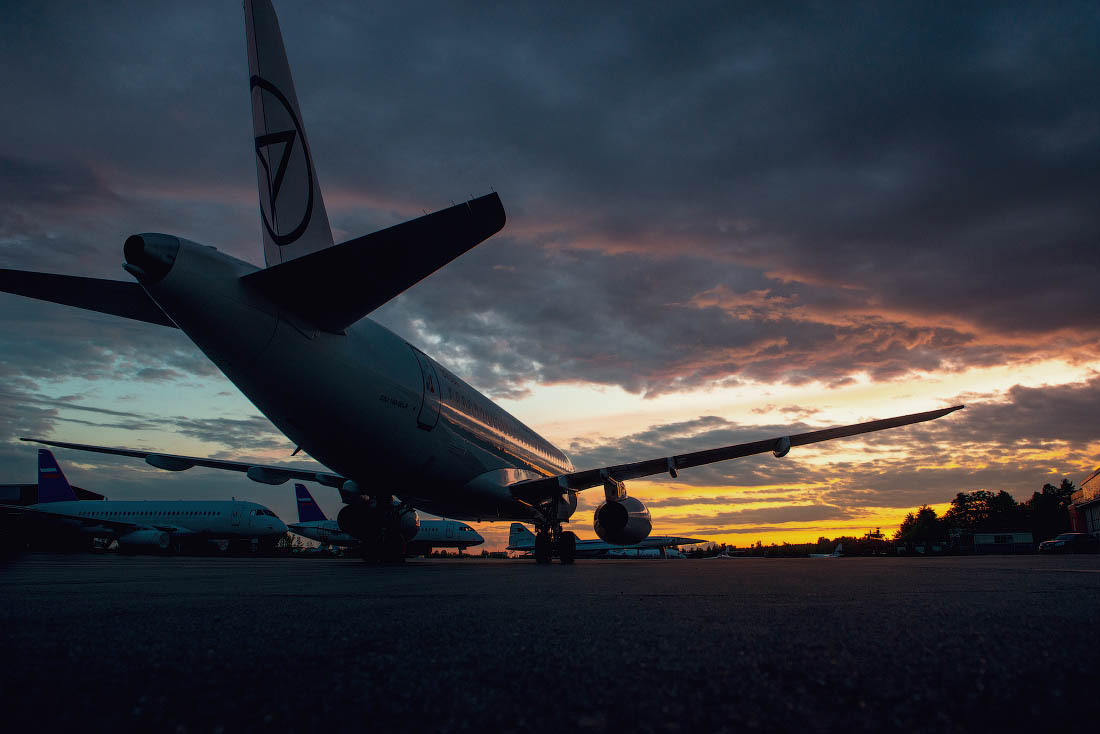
[3,0,1099,398]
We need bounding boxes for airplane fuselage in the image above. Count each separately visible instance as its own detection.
[34,499,286,539]
[131,235,574,523]
[289,518,484,550]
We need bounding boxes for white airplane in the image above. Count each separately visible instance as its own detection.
[809,543,844,558]
[607,548,687,559]
[288,484,484,555]
[0,0,963,564]
[506,523,702,559]
[0,449,287,554]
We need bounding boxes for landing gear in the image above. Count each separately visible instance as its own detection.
[534,528,552,564]
[533,524,578,564]
[558,531,577,565]
[339,499,408,564]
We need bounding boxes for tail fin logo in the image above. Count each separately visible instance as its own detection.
[251,75,315,247]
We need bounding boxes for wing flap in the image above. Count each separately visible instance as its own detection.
[240,193,506,333]
[0,269,176,328]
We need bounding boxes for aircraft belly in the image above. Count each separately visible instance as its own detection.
[142,245,554,506]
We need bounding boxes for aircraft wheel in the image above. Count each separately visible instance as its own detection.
[360,538,382,563]
[534,530,552,564]
[558,531,577,564]
[381,531,406,564]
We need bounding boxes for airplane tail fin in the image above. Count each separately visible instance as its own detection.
[294,483,328,522]
[508,522,535,548]
[246,0,334,267]
[36,449,77,503]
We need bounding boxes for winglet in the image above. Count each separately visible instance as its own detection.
[294,483,328,522]
[36,449,78,503]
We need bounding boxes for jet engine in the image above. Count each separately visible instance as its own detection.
[593,496,653,545]
[337,500,420,541]
[117,529,171,552]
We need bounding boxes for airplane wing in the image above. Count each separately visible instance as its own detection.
[19,438,346,488]
[510,405,963,502]
[0,269,177,328]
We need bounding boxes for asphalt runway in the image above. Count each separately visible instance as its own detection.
[3,554,1098,733]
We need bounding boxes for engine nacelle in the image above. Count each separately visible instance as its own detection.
[593,496,652,546]
[337,501,420,542]
[117,529,171,552]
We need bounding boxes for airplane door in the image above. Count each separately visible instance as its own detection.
[231,507,241,527]
[446,524,455,539]
[410,347,441,431]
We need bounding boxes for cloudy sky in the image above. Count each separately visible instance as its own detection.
[2,1,1098,551]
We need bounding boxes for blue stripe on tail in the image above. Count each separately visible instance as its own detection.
[37,449,77,503]
[294,483,327,522]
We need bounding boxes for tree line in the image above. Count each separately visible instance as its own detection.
[894,479,1077,545]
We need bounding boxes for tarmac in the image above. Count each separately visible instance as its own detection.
[2,553,1099,733]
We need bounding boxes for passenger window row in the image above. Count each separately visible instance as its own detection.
[80,510,223,517]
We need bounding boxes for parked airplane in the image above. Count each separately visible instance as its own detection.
[607,548,686,559]
[507,523,702,559]
[0,0,962,564]
[0,449,287,554]
[809,543,844,558]
[288,484,484,555]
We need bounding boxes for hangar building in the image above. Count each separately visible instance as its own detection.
[1069,467,1100,536]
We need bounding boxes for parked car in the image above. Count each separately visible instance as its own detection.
[1038,533,1100,554]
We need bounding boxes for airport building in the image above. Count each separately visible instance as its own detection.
[1069,467,1100,536]
[972,532,1033,554]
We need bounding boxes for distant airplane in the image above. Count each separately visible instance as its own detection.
[809,543,844,558]
[1,0,963,564]
[0,449,287,554]
[287,484,484,555]
[506,523,702,559]
[606,548,687,559]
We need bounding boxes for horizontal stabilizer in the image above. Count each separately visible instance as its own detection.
[241,193,506,332]
[0,269,176,328]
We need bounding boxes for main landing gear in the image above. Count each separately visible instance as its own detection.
[337,498,407,564]
[534,524,577,565]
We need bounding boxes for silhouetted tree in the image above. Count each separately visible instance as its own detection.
[943,490,1022,531]
[1024,478,1076,542]
[895,505,945,542]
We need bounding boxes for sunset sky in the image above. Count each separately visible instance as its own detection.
[2,1,1099,551]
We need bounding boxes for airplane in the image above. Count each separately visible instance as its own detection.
[0,449,287,554]
[506,523,702,559]
[809,543,844,558]
[607,548,686,559]
[288,484,484,555]
[0,0,963,565]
